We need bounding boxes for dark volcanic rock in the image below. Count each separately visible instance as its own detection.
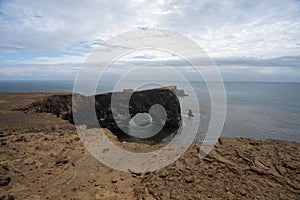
[17,95,74,123]
[0,195,14,200]
[18,86,181,141]
[0,176,11,187]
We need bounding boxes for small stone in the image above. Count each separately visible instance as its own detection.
[158,170,168,178]
[102,148,109,153]
[74,136,80,141]
[128,169,141,177]
[111,177,118,183]
[218,137,224,145]
[185,176,194,183]
[207,172,213,177]
[240,189,247,196]
[55,159,69,166]
[1,141,7,146]
[1,165,9,171]
[249,141,260,145]
[0,176,11,186]
[0,194,14,200]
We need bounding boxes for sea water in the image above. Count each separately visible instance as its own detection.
[0,80,299,142]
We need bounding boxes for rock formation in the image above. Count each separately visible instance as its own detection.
[18,86,182,141]
[1,93,299,199]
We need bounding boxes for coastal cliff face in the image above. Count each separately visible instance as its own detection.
[19,86,181,140]
[1,93,300,199]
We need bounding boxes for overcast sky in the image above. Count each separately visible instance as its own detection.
[0,0,300,81]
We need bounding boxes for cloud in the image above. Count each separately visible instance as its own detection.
[215,55,300,68]
[0,0,300,81]
[0,64,79,80]
[0,0,141,52]
[1,0,299,56]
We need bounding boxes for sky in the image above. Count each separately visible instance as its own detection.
[0,0,300,82]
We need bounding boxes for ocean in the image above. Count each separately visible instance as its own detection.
[0,80,299,143]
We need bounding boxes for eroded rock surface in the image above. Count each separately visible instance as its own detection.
[135,137,300,200]
[18,86,181,141]
[1,93,299,199]
[1,130,299,199]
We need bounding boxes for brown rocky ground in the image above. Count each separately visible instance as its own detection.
[0,93,299,199]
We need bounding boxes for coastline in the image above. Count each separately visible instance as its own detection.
[0,93,299,199]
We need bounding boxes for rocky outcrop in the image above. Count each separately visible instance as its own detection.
[135,137,300,199]
[18,86,181,140]
[19,94,74,123]
[1,93,300,199]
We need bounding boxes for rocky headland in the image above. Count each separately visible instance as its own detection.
[17,86,181,142]
[0,92,299,199]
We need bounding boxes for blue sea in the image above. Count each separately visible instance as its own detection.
[0,80,299,143]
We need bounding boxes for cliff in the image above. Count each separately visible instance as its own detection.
[18,86,181,141]
[0,93,299,199]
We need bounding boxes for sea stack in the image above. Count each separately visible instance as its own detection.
[188,109,194,117]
